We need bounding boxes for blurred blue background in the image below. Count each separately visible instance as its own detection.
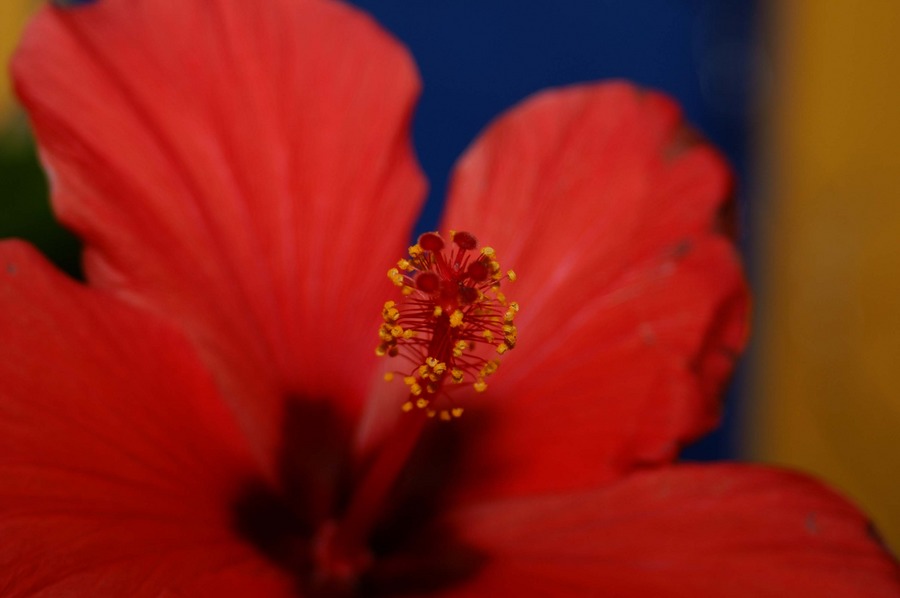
[346,0,760,461]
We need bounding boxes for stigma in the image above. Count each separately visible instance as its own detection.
[377,231,518,420]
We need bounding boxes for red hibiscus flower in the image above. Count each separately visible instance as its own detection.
[2,0,898,596]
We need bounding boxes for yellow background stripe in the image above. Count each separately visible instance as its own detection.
[750,1,900,551]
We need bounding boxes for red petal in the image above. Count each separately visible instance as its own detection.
[13,0,426,461]
[441,464,900,596]
[440,83,749,499]
[157,562,294,598]
[0,241,286,595]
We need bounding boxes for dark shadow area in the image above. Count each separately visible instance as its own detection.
[232,396,486,596]
[363,411,488,595]
[0,131,83,279]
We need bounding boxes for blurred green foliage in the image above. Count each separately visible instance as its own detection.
[0,126,82,278]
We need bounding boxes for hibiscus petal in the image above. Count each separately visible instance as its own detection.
[441,464,900,596]
[0,241,289,596]
[157,562,295,598]
[12,0,426,462]
[440,82,749,499]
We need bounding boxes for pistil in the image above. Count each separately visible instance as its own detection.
[315,231,517,585]
[379,230,518,418]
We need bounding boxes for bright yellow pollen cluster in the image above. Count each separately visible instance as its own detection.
[397,356,454,413]
[377,231,518,421]
[496,302,519,354]
[452,340,470,358]
[387,268,404,287]
[376,300,416,357]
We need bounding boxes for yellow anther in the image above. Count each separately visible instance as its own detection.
[481,247,495,258]
[451,368,464,383]
[418,364,429,377]
[502,324,516,334]
[495,291,507,304]
[375,345,387,357]
[504,309,517,322]
[408,244,423,258]
[497,343,509,355]
[416,398,429,409]
[474,380,488,392]
[402,401,414,412]
[481,360,500,377]
[452,407,464,418]
[433,361,447,375]
[433,306,443,317]
[426,357,439,368]
[453,340,469,357]
[402,329,416,339]
[507,269,517,281]
[482,329,495,343]
[390,325,404,338]
[384,372,395,382]
[440,410,452,421]
[410,383,423,396]
[403,376,417,386]
[449,310,465,328]
[387,268,404,287]
[397,258,412,270]
[426,409,437,418]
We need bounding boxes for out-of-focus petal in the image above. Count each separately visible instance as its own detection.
[12,0,426,464]
[439,464,900,597]
[440,82,748,499]
[0,241,287,596]
[156,562,295,598]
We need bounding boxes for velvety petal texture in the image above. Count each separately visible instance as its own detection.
[12,0,427,467]
[441,83,749,500]
[0,241,289,596]
[442,465,900,597]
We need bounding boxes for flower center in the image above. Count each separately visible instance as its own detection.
[379,230,518,420]
[311,231,517,590]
